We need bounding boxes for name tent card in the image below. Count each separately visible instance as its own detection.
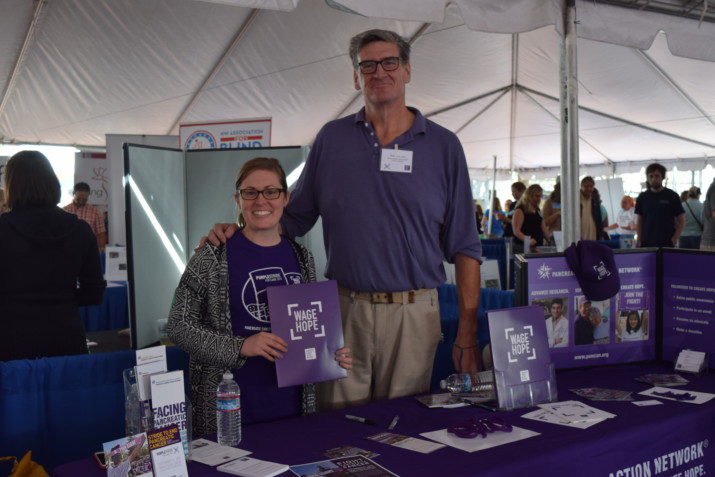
[267,280,347,387]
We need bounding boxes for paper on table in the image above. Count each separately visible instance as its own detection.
[190,439,251,466]
[366,432,445,454]
[632,400,663,407]
[538,400,616,423]
[217,456,288,477]
[521,409,605,429]
[420,426,539,453]
[639,387,715,405]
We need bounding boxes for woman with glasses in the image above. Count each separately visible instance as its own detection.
[168,157,351,436]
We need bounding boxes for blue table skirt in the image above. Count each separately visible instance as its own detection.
[0,348,189,471]
[2,286,515,470]
[432,285,515,389]
[79,281,128,331]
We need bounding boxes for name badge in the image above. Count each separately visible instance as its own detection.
[380,148,413,173]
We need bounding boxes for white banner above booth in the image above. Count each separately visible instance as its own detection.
[179,118,272,150]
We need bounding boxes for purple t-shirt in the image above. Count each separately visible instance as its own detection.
[282,107,482,292]
[226,232,302,424]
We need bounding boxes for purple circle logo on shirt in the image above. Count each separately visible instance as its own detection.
[241,267,302,323]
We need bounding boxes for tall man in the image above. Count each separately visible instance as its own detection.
[635,163,684,247]
[64,182,106,252]
[701,178,715,251]
[207,29,482,409]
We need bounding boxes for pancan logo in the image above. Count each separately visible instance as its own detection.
[537,263,552,279]
[593,261,611,280]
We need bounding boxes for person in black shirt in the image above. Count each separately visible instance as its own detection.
[0,151,105,361]
[512,184,550,253]
[635,163,685,247]
[574,297,595,345]
[503,181,525,238]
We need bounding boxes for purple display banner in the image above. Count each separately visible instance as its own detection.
[662,251,715,362]
[526,252,656,368]
[267,280,347,387]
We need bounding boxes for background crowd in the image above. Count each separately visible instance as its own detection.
[475,162,715,253]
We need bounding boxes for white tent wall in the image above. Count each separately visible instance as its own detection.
[0,0,713,175]
[106,134,179,247]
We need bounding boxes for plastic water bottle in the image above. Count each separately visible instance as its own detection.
[440,371,495,394]
[216,371,241,446]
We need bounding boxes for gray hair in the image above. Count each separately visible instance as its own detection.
[349,29,410,69]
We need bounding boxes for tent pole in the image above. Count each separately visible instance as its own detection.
[487,155,497,236]
[560,0,581,247]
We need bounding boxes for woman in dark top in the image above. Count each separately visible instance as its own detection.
[0,151,105,361]
[512,184,551,252]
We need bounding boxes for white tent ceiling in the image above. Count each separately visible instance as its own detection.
[0,0,713,172]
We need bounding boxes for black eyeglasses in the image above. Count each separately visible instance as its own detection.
[357,56,402,74]
[237,188,285,200]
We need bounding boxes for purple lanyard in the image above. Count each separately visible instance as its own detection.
[447,416,512,439]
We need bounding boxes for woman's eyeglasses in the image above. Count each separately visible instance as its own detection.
[237,188,285,200]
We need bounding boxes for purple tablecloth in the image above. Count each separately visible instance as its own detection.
[52,362,715,476]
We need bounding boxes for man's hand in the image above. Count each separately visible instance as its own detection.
[240,332,287,362]
[335,347,352,370]
[194,222,239,251]
[452,343,480,374]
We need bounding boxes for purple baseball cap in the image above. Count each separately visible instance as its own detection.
[564,241,620,301]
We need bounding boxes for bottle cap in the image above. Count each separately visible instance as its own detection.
[223,371,234,380]
[439,380,446,389]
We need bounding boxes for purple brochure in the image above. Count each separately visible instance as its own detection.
[487,305,552,386]
[267,280,347,387]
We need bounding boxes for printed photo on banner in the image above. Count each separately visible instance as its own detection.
[531,297,569,348]
[616,310,649,343]
[574,296,611,346]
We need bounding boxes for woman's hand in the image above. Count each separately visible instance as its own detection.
[529,238,537,246]
[335,347,352,370]
[240,332,287,362]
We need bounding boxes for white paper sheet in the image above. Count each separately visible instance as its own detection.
[521,409,605,429]
[190,439,251,466]
[420,426,539,452]
[639,387,715,405]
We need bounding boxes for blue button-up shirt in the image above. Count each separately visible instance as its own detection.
[282,107,482,292]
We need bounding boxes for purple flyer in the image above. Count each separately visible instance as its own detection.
[525,252,656,368]
[267,280,347,387]
[487,306,552,385]
[662,251,715,361]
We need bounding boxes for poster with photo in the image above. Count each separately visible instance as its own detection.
[524,251,656,369]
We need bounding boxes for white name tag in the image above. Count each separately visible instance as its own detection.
[380,148,413,173]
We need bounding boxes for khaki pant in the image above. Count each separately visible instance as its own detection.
[318,288,441,411]
[700,244,715,251]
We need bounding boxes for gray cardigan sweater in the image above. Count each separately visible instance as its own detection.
[167,237,317,436]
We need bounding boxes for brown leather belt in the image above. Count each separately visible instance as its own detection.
[337,285,431,304]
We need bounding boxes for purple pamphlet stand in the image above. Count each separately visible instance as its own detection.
[487,306,558,410]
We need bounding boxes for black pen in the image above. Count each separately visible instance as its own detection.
[345,414,377,426]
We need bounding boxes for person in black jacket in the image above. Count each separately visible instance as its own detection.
[0,150,106,361]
